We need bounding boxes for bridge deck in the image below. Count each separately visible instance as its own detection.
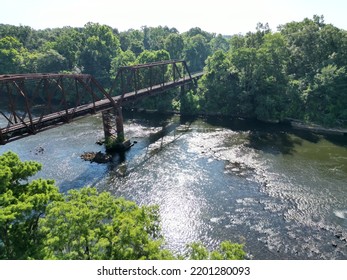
[1,72,203,142]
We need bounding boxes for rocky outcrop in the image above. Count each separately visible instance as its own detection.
[80,151,112,163]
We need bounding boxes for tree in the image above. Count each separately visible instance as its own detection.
[183,34,211,72]
[0,24,35,49]
[199,50,238,115]
[184,27,214,42]
[79,23,121,87]
[54,27,83,70]
[278,15,347,125]
[110,50,136,79]
[35,49,68,73]
[0,36,27,74]
[142,26,177,51]
[253,33,290,121]
[40,187,174,260]
[229,47,258,117]
[0,151,62,259]
[135,50,170,87]
[210,34,230,53]
[119,29,144,56]
[136,49,170,65]
[279,16,326,79]
[187,241,246,260]
[305,65,347,125]
[164,33,184,59]
[229,34,246,51]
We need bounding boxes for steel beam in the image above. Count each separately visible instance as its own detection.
[0,61,203,144]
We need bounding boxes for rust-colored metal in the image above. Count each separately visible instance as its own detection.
[102,109,114,139]
[102,107,124,140]
[0,60,203,144]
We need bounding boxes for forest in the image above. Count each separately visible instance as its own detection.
[1,15,347,127]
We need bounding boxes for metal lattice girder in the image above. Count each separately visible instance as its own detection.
[108,60,193,99]
[0,60,203,144]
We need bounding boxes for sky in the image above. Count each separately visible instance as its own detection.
[2,0,347,35]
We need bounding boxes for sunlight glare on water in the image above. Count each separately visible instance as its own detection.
[1,113,347,259]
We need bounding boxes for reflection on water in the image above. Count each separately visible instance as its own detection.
[1,112,347,259]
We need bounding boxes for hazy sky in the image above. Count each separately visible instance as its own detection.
[2,0,347,34]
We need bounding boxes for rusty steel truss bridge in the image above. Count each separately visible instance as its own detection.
[0,60,203,144]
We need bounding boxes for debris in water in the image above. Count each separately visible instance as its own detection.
[80,151,111,163]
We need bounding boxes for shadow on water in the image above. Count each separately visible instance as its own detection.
[247,128,324,155]
[59,164,108,193]
[60,150,130,192]
[289,129,321,144]
[124,110,176,127]
[203,116,335,155]
[126,112,347,158]
[324,134,347,148]
[62,112,196,189]
[125,116,194,174]
[246,131,302,155]
[59,112,347,192]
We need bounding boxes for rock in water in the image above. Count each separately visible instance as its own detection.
[81,151,111,163]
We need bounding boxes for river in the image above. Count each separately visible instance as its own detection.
[1,111,347,259]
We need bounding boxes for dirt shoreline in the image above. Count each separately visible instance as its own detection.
[285,119,347,136]
[125,108,347,136]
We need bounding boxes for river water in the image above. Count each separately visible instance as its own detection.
[1,112,347,259]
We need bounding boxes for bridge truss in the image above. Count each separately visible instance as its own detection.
[0,60,202,144]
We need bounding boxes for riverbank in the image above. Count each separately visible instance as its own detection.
[285,118,347,136]
[126,107,347,136]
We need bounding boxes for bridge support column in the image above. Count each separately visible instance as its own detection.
[102,109,113,139]
[102,107,124,139]
[179,85,186,115]
[0,130,4,145]
[181,85,185,95]
[115,106,126,143]
[102,107,130,152]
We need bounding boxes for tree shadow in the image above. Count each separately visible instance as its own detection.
[204,116,325,155]
[324,134,347,148]
[59,163,109,193]
[245,124,326,155]
[246,131,302,155]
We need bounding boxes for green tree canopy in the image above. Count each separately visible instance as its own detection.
[35,49,68,73]
[0,36,27,73]
[79,23,121,86]
[183,34,211,72]
[110,50,136,79]
[53,27,83,70]
[119,29,144,56]
[164,33,184,59]
[40,187,173,260]
[0,151,62,259]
